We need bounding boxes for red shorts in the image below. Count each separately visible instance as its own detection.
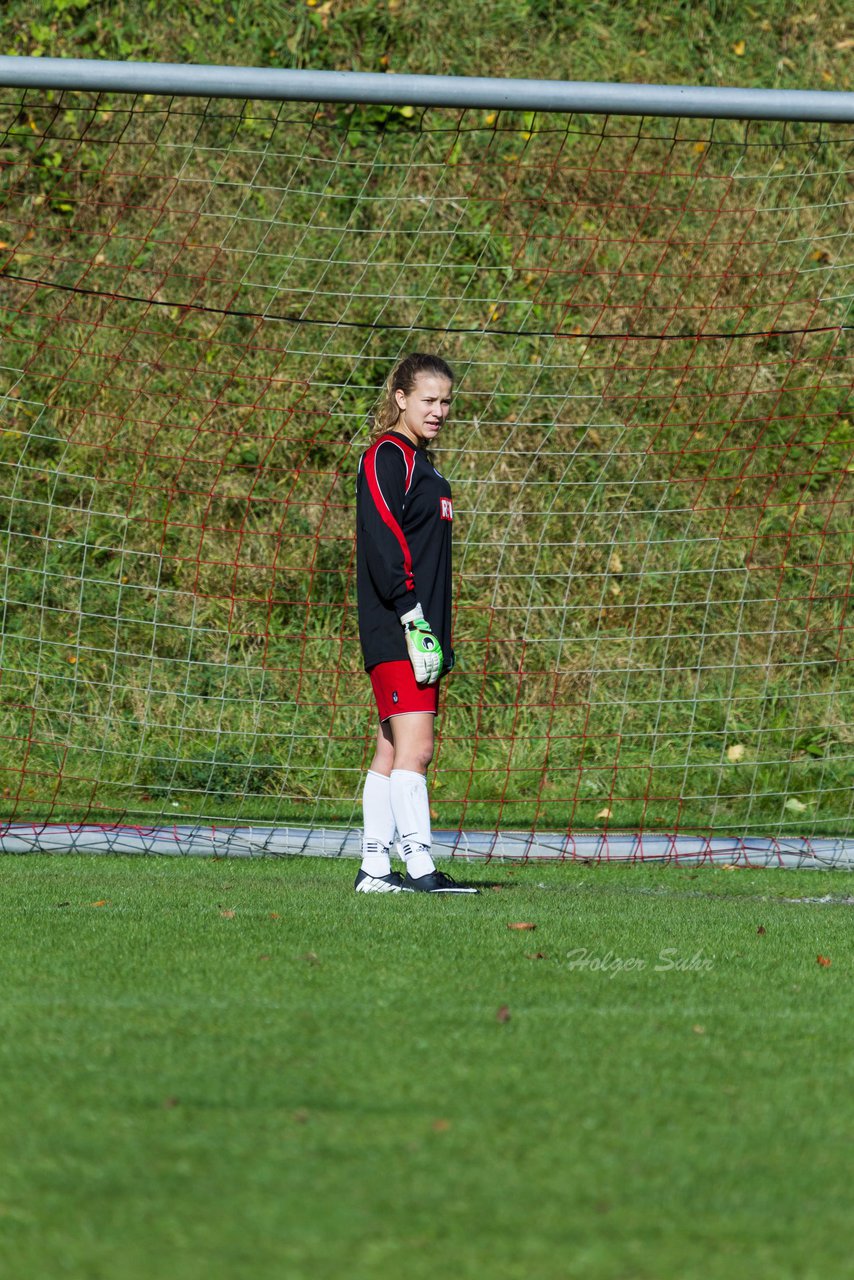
[369,659,439,722]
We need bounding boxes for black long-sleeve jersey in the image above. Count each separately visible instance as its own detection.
[356,431,454,671]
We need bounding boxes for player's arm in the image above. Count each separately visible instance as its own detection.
[358,440,418,615]
[359,442,442,684]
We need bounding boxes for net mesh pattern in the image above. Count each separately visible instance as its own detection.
[0,91,851,854]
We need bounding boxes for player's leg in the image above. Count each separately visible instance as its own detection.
[388,712,478,895]
[360,660,477,894]
[387,711,437,881]
[355,721,406,893]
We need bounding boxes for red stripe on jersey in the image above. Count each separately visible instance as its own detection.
[363,436,416,592]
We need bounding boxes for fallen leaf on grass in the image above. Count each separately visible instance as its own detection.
[757,924,766,935]
[496,1004,511,1023]
[507,921,536,931]
[269,912,280,919]
[303,951,320,965]
[596,807,612,820]
[220,909,235,919]
[91,899,108,907]
[525,952,547,960]
[817,954,831,967]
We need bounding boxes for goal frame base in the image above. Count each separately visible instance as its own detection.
[1,824,852,869]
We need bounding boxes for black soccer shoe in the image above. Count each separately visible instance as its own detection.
[354,868,412,894]
[403,869,480,894]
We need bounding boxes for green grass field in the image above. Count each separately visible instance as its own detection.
[2,853,853,1280]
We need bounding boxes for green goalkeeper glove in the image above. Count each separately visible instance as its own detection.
[400,604,443,686]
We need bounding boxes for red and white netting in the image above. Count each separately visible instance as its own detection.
[0,89,851,862]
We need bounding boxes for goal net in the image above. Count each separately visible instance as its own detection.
[0,75,851,864]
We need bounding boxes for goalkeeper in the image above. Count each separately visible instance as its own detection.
[354,353,476,895]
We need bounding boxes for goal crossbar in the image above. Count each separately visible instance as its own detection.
[1,56,853,121]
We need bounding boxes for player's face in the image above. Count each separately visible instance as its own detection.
[394,372,453,446]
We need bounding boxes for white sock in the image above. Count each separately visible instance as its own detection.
[360,770,395,877]
[389,768,436,879]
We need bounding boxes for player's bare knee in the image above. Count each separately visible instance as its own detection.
[371,734,395,775]
[393,741,433,773]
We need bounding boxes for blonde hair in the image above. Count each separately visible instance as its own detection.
[372,352,454,439]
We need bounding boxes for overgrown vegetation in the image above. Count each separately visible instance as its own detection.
[0,2,851,839]
[3,0,853,90]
